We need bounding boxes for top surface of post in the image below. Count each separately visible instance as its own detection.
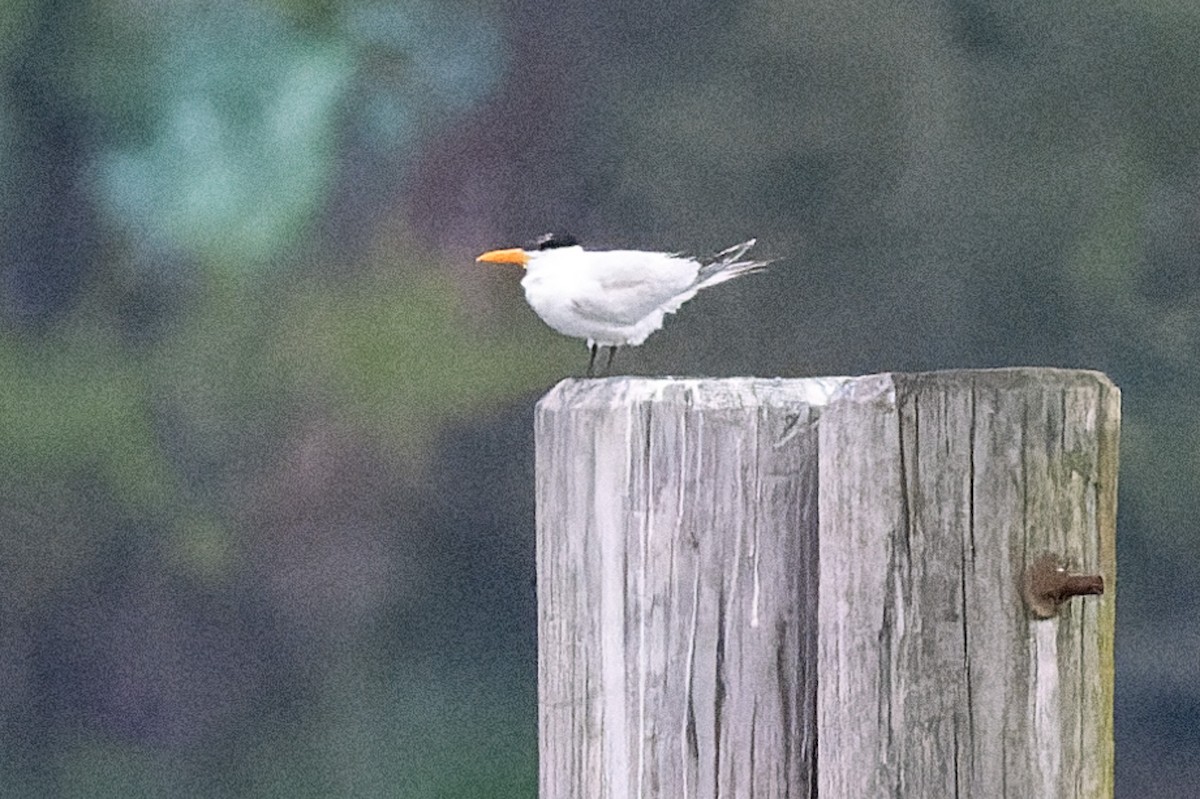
[538,369,1117,410]
[829,367,1117,401]
[536,375,852,412]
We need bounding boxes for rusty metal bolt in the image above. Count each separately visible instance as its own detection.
[1024,554,1105,618]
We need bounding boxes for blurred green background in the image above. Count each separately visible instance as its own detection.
[0,1,1196,796]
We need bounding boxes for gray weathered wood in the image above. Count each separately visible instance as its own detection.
[535,377,847,799]
[817,369,1119,798]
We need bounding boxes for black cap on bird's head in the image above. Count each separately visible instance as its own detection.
[532,232,579,250]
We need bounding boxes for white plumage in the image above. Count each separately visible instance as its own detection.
[476,235,770,375]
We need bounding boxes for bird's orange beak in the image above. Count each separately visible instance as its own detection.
[476,248,530,268]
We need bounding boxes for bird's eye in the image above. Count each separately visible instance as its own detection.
[534,233,579,250]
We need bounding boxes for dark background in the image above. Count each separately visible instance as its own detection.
[1,1,1196,795]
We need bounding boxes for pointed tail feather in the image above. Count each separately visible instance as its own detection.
[695,238,773,288]
[712,238,756,262]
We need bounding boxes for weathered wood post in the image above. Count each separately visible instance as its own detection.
[535,377,846,799]
[535,369,1118,799]
[818,369,1119,797]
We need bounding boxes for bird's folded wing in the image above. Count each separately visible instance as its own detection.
[569,252,699,325]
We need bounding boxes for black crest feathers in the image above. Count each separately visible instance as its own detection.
[532,232,580,250]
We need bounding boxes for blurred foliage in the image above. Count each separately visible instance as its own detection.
[0,0,1198,796]
[0,326,171,509]
[274,270,571,449]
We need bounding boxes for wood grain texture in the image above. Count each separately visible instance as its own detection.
[817,369,1119,798]
[535,377,846,799]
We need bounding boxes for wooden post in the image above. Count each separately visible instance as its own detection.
[535,377,846,799]
[536,369,1118,799]
[818,369,1119,797]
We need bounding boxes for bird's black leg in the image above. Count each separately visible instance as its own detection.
[603,346,618,376]
[586,343,599,378]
